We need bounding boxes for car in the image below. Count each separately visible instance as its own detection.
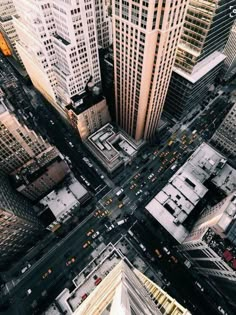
[148,173,154,180]
[42,268,52,279]
[66,257,76,266]
[151,176,157,182]
[217,306,228,315]
[130,183,137,190]
[49,120,55,125]
[21,263,31,274]
[163,247,170,255]
[163,278,171,287]
[105,210,109,215]
[106,224,115,232]
[139,243,146,252]
[68,141,74,148]
[94,210,102,217]
[81,293,88,301]
[95,277,102,286]
[134,173,140,179]
[169,256,178,263]
[26,289,32,296]
[118,203,124,208]
[83,241,91,248]
[195,281,204,292]
[87,229,94,236]
[154,249,162,258]
[136,189,143,196]
[92,231,100,239]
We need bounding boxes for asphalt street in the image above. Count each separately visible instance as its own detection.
[0,54,235,315]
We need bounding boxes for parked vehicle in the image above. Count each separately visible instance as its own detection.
[163,247,170,255]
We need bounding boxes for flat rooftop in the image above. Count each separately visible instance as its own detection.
[203,227,236,271]
[146,198,189,243]
[66,91,104,116]
[54,244,124,314]
[11,147,65,186]
[85,123,140,173]
[174,51,226,84]
[40,176,88,220]
[146,143,229,243]
[211,164,236,196]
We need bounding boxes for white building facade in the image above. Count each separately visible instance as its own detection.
[13,0,102,116]
[0,0,23,65]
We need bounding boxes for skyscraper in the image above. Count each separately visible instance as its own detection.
[211,103,236,159]
[164,0,235,120]
[0,97,50,174]
[76,260,191,315]
[94,0,112,49]
[0,174,42,270]
[179,192,236,308]
[113,0,189,141]
[0,0,24,66]
[13,0,102,115]
[223,21,236,81]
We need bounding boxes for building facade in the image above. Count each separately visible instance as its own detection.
[165,51,225,120]
[0,0,24,65]
[175,0,234,73]
[211,103,236,159]
[50,243,190,315]
[11,147,70,201]
[13,0,102,116]
[0,97,50,174]
[223,21,236,81]
[0,175,42,270]
[164,0,235,120]
[66,89,111,140]
[113,0,189,141]
[94,0,112,49]
[178,192,236,308]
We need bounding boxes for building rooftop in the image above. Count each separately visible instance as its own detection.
[39,175,88,221]
[174,51,226,84]
[11,147,64,186]
[146,143,229,243]
[183,192,236,246]
[211,164,236,195]
[146,198,189,243]
[46,240,190,315]
[66,90,104,116]
[85,124,140,174]
[203,228,236,271]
